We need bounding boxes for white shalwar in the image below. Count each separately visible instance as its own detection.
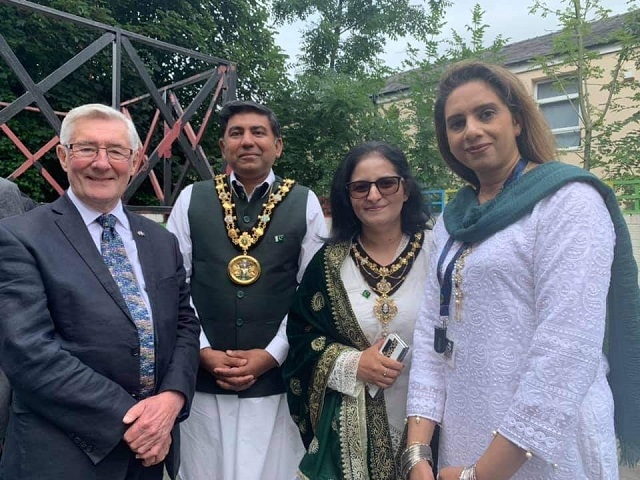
[408,183,619,479]
[168,172,327,480]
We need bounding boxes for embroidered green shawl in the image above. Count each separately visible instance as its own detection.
[283,243,400,480]
[443,161,640,466]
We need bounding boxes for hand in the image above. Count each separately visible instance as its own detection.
[213,349,277,392]
[436,466,464,480]
[122,390,184,461]
[137,432,172,467]
[356,338,403,389]
[409,460,436,480]
[199,347,248,375]
[199,348,254,391]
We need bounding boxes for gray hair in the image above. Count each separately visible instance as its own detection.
[59,103,139,149]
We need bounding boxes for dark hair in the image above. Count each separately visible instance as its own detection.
[434,60,557,187]
[219,100,282,138]
[327,141,431,244]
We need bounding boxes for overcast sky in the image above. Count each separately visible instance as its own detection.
[274,0,633,71]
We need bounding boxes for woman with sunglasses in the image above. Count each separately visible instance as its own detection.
[283,141,433,479]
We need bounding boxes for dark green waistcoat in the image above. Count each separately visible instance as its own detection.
[188,177,309,397]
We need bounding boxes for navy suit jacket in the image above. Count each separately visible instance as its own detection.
[0,195,200,479]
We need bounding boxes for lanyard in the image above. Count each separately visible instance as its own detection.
[483,157,529,194]
[437,238,469,317]
[438,158,528,319]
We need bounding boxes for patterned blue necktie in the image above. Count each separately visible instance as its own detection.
[97,214,155,397]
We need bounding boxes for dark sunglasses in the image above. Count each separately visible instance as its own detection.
[346,176,403,199]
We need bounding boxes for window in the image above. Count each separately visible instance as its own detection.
[536,78,581,148]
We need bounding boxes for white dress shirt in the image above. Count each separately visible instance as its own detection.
[66,188,153,321]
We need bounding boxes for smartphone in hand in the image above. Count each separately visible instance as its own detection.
[368,333,409,398]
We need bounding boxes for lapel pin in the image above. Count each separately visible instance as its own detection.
[136,231,145,237]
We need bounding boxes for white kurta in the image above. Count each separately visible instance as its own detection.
[408,182,619,479]
[167,172,327,480]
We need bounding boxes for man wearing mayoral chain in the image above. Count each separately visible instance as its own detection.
[167,100,327,480]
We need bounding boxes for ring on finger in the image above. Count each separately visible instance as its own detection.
[383,368,387,378]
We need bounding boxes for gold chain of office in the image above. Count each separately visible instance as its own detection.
[214,174,296,285]
[350,231,423,335]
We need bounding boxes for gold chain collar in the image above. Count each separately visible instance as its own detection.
[351,232,423,334]
[214,174,296,254]
[351,232,423,289]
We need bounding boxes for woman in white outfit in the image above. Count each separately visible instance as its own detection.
[402,60,640,480]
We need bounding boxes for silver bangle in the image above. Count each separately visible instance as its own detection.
[400,443,433,479]
[459,464,477,480]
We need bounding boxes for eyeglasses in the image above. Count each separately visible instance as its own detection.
[65,144,134,162]
[346,176,403,199]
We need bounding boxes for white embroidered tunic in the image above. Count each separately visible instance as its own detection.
[408,182,619,479]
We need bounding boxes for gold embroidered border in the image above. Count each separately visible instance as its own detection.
[340,392,370,480]
[366,397,396,479]
[324,243,369,351]
[309,342,344,429]
[323,243,398,480]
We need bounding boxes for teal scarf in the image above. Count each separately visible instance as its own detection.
[444,161,640,466]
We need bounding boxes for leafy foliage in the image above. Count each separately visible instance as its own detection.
[272,69,411,196]
[268,0,464,196]
[399,4,508,190]
[272,0,432,75]
[529,0,640,174]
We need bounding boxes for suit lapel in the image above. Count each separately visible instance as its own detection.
[52,195,133,320]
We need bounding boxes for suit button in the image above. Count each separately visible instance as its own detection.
[236,318,244,327]
[131,348,140,357]
[86,445,94,453]
[236,291,245,299]
[73,436,82,445]
[242,215,251,223]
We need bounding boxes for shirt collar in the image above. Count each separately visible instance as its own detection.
[66,188,130,230]
[229,170,275,200]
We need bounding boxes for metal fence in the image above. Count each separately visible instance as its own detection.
[0,0,237,209]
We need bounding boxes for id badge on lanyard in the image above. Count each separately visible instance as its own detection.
[434,157,528,366]
[436,237,469,367]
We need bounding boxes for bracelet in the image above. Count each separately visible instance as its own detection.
[459,464,477,480]
[400,443,433,479]
[405,415,425,425]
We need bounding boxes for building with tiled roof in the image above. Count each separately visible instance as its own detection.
[502,13,630,69]
[378,11,639,175]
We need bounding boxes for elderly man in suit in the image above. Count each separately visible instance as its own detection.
[0,104,200,479]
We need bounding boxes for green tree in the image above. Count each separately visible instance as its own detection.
[271,0,436,75]
[402,3,508,190]
[272,69,412,197]
[529,0,640,174]
[268,0,452,199]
